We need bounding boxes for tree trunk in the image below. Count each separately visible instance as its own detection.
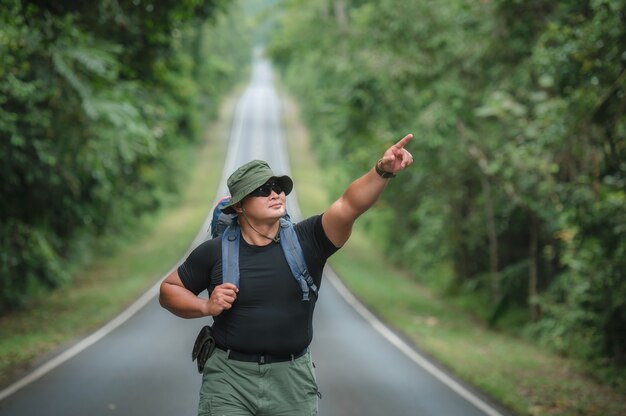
[528,212,540,321]
[320,1,330,19]
[481,175,500,301]
[462,130,500,300]
[334,0,348,28]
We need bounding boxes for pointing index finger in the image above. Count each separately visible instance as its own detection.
[394,133,413,149]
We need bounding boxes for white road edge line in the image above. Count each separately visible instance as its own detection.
[275,84,505,416]
[0,76,252,403]
[324,266,506,416]
[0,271,167,402]
[0,64,254,404]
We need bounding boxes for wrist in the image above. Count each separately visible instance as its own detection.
[202,299,215,317]
[375,159,396,179]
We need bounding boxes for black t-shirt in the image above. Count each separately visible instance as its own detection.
[178,214,338,355]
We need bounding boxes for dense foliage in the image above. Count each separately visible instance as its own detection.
[0,0,252,312]
[269,0,626,370]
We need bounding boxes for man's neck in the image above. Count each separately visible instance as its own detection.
[239,217,280,246]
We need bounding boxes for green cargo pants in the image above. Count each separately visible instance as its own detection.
[198,347,319,416]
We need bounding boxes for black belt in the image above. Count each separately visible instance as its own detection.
[216,344,307,364]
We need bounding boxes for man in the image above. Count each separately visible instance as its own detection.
[159,133,413,415]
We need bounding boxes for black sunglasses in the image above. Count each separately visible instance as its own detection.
[248,181,284,197]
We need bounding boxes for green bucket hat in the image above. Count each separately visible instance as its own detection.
[221,160,293,214]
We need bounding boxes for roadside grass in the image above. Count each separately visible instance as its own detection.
[281,92,626,416]
[0,89,238,390]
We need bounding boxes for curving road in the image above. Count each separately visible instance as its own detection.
[0,50,510,416]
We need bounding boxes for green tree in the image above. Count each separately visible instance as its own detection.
[268,0,626,370]
[0,0,251,312]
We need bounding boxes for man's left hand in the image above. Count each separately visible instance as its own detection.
[379,134,414,174]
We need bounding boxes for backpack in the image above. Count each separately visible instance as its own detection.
[210,196,235,239]
[209,196,318,301]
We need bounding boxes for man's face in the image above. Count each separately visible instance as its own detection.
[240,180,287,221]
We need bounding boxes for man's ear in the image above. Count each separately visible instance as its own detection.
[234,202,243,214]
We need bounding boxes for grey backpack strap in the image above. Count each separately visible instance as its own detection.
[221,222,240,287]
[278,218,318,301]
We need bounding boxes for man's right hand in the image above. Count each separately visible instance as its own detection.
[206,283,239,316]
[159,271,238,319]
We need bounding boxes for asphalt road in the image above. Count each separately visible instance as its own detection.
[0,50,509,416]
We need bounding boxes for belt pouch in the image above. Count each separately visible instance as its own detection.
[192,325,216,373]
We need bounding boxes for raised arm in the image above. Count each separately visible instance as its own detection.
[322,134,414,247]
